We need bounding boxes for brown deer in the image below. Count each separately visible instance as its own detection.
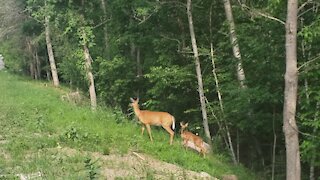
[130,98,175,145]
[180,122,209,157]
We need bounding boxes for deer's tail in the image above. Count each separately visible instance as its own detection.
[172,116,175,130]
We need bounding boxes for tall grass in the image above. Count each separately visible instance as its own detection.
[0,71,256,179]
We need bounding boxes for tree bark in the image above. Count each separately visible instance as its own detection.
[186,0,212,143]
[283,0,300,179]
[45,15,59,87]
[100,0,110,59]
[223,0,246,88]
[83,45,97,110]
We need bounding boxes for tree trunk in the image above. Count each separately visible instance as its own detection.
[83,45,97,110]
[100,0,110,59]
[136,47,142,77]
[45,15,59,87]
[222,0,246,88]
[271,107,277,180]
[26,38,34,78]
[35,51,41,80]
[210,3,237,164]
[283,0,300,179]
[186,0,212,143]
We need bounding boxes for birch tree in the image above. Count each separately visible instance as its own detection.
[223,0,246,88]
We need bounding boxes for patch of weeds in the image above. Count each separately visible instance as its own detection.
[112,107,128,124]
[60,125,104,152]
[34,110,47,132]
[6,140,31,160]
[145,168,155,180]
[34,136,57,150]
[63,126,81,142]
[84,157,100,180]
[101,146,110,155]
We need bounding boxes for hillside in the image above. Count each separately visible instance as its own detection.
[0,71,255,179]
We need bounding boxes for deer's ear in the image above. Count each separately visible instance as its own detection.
[185,123,189,127]
[136,98,139,103]
[130,97,135,102]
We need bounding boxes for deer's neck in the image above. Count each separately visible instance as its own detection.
[133,104,142,117]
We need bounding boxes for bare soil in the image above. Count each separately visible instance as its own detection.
[54,147,218,180]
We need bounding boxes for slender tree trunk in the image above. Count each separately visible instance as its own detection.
[210,4,237,164]
[176,16,186,51]
[271,107,277,180]
[309,102,318,180]
[34,51,40,80]
[35,51,41,79]
[136,47,142,77]
[223,0,250,165]
[45,15,59,87]
[136,47,142,97]
[83,45,97,110]
[100,0,110,59]
[223,0,246,88]
[26,38,34,78]
[186,0,212,143]
[283,0,300,179]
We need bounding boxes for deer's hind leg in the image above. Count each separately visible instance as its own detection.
[163,125,174,145]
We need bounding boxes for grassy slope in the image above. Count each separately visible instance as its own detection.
[0,71,256,179]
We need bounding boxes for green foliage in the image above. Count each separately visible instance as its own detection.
[84,157,100,180]
[0,35,27,73]
[4,0,320,178]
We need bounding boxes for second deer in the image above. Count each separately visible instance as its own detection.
[180,122,210,157]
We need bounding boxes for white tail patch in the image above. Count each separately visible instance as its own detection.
[172,117,175,130]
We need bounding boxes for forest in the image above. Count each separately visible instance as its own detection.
[0,0,319,179]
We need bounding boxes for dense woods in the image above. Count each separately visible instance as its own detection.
[1,0,320,179]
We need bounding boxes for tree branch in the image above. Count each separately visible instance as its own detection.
[238,3,285,25]
[298,55,320,71]
[298,0,320,12]
[93,17,111,29]
[298,6,315,18]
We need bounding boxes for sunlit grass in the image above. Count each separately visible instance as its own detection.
[0,71,256,179]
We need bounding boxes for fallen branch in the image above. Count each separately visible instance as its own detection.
[132,151,145,161]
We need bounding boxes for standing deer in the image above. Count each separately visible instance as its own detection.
[180,122,209,157]
[130,98,175,145]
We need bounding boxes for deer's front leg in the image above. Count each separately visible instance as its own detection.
[146,124,153,142]
[141,126,145,135]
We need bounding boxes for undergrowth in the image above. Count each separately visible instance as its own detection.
[0,71,256,179]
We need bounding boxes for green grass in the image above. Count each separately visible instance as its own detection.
[0,71,256,179]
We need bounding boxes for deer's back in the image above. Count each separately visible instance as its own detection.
[181,131,204,146]
[139,110,173,126]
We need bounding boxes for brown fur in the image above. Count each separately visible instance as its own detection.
[180,122,207,157]
[130,98,175,145]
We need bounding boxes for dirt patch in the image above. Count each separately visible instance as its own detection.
[53,147,218,179]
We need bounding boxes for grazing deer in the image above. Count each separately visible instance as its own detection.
[180,122,209,157]
[130,98,175,145]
